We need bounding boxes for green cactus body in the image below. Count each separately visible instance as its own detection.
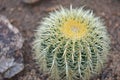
[33,6,110,80]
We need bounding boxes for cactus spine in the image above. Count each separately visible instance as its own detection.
[33,6,110,80]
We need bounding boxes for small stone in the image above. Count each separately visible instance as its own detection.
[45,5,60,12]
[0,15,24,78]
[22,0,40,4]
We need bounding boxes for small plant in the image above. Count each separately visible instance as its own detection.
[33,6,110,80]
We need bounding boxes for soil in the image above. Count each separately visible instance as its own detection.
[0,0,120,80]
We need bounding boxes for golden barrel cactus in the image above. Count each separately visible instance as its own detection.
[33,6,110,80]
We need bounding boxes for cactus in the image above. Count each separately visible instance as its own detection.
[33,6,110,80]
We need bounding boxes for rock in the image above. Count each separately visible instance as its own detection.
[0,74,3,80]
[22,0,40,4]
[0,15,24,78]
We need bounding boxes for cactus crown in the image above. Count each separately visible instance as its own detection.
[33,6,110,80]
[59,17,88,40]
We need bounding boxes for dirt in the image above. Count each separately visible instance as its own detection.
[0,0,120,80]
